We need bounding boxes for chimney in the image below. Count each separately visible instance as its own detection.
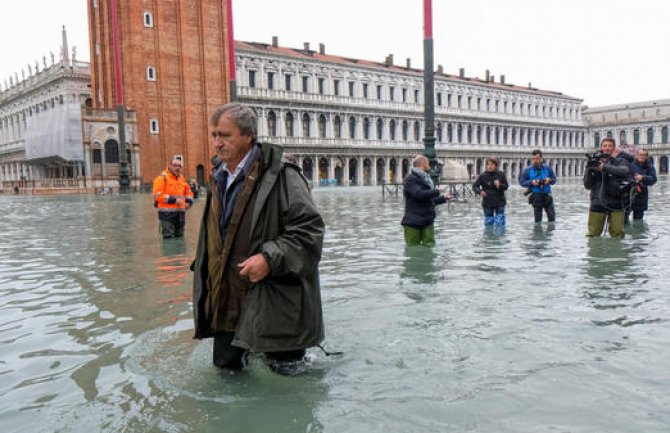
[303,42,310,52]
[490,75,495,83]
[319,43,325,55]
[272,36,278,47]
[385,54,394,66]
[459,68,465,78]
[528,82,533,88]
[437,64,443,74]
[500,75,505,84]
[485,69,490,82]
[406,58,411,69]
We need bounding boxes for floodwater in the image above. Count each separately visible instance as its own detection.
[1,178,669,433]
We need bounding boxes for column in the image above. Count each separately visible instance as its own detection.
[327,156,335,182]
[370,157,378,186]
[384,157,391,184]
[134,148,141,178]
[394,158,403,184]
[100,143,107,180]
[311,155,319,188]
[357,156,364,186]
[342,157,350,186]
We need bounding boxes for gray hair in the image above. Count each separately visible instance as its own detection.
[210,102,258,138]
[412,155,428,168]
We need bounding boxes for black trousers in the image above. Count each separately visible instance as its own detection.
[213,332,305,369]
[532,193,555,223]
[158,211,185,238]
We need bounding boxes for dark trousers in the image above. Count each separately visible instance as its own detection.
[213,332,305,369]
[532,193,555,223]
[624,209,644,225]
[158,211,185,238]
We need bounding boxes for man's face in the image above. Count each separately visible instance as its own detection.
[420,158,430,173]
[212,114,253,168]
[637,150,649,164]
[531,154,542,167]
[168,159,183,176]
[600,140,615,154]
[485,161,497,172]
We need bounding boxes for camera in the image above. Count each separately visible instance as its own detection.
[585,151,610,168]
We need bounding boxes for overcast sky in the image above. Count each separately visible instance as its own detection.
[1,0,668,107]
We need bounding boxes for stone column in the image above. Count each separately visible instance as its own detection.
[84,146,92,177]
[311,155,319,188]
[394,158,403,184]
[328,156,335,182]
[370,157,378,186]
[100,144,107,180]
[342,157,350,186]
[357,156,364,186]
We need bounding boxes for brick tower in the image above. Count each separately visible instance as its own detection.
[87,0,232,186]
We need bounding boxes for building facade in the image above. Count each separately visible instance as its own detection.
[235,39,590,187]
[88,0,233,187]
[583,100,670,174]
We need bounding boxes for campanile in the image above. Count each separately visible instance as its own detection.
[87,0,232,185]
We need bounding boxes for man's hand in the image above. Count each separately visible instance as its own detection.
[479,191,487,198]
[634,173,644,182]
[532,179,540,186]
[238,254,270,283]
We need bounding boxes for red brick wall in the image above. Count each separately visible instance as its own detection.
[87,0,231,184]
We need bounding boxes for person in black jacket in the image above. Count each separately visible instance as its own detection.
[626,148,657,223]
[472,157,509,226]
[584,138,631,237]
[401,155,450,246]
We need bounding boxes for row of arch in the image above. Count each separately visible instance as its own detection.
[0,95,67,142]
[594,126,670,147]
[263,109,587,148]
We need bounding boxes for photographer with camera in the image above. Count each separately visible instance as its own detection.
[625,148,657,224]
[583,138,631,237]
[519,149,556,223]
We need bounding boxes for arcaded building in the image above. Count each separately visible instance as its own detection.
[87,0,233,186]
[583,100,670,174]
[235,38,590,186]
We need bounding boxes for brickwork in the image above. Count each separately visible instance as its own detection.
[88,0,232,185]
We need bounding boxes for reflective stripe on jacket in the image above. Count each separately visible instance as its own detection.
[152,168,193,211]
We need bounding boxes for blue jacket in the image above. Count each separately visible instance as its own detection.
[519,164,556,194]
[401,171,447,229]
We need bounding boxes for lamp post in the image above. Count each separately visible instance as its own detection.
[111,0,130,193]
[227,0,237,101]
[423,0,442,184]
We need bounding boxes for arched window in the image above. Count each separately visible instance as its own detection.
[285,112,294,137]
[376,118,383,140]
[146,66,156,81]
[594,132,601,147]
[436,122,442,142]
[495,126,500,145]
[647,127,654,144]
[302,113,311,138]
[104,139,119,163]
[348,116,356,139]
[447,123,453,142]
[318,114,326,138]
[662,126,668,144]
[334,115,342,139]
[620,130,627,145]
[512,128,517,145]
[633,129,640,144]
[150,118,159,134]
[267,111,277,137]
[363,117,370,139]
[143,12,154,27]
[389,119,396,141]
[486,126,491,144]
[402,120,408,141]
[467,125,472,143]
[414,121,420,141]
[503,127,508,144]
[457,124,463,143]
[477,125,482,144]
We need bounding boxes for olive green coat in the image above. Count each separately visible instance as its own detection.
[192,142,325,353]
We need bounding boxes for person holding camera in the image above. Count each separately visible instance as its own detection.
[519,149,556,223]
[152,156,194,238]
[583,138,631,237]
[626,148,657,223]
[472,157,508,226]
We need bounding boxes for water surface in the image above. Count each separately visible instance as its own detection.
[1,179,668,432]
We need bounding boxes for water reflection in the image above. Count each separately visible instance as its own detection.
[400,245,439,285]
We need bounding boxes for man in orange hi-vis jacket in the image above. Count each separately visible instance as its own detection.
[152,156,194,238]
